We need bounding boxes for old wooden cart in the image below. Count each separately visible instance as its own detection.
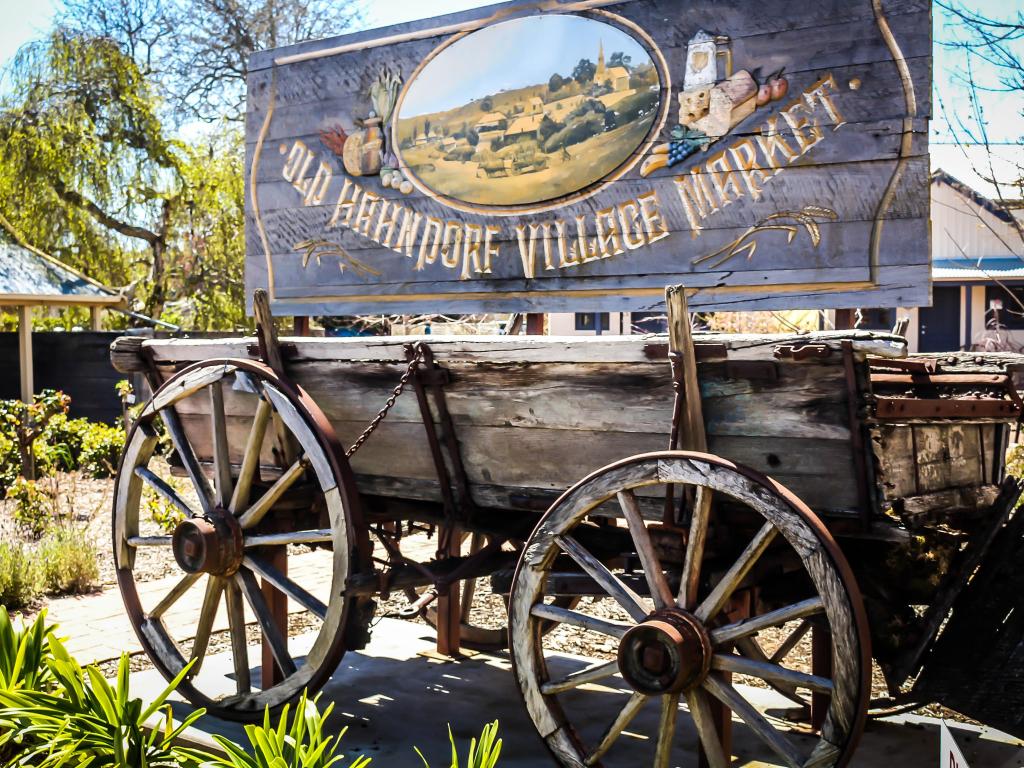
[109,290,1024,768]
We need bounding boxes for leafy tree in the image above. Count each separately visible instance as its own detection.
[936,1,1024,234]
[573,58,596,84]
[480,96,494,112]
[609,51,631,68]
[549,73,566,92]
[59,0,364,123]
[0,30,183,318]
[466,127,480,146]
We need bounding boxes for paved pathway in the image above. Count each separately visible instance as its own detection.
[44,549,336,663]
[43,534,441,664]
[132,617,1023,768]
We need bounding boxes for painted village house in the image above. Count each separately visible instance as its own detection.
[552,172,1024,345]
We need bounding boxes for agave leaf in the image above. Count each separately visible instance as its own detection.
[139,659,195,724]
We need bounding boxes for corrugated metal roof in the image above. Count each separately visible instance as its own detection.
[0,241,120,302]
[933,256,1024,282]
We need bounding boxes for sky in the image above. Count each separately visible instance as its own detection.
[398,14,649,117]
[0,0,1019,196]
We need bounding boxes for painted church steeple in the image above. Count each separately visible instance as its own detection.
[596,39,606,79]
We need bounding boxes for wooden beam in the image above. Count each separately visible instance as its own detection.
[17,305,32,403]
[90,306,102,330]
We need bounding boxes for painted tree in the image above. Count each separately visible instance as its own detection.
[572,58,596,84]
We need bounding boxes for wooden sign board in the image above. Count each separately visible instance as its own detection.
[245,0,930,316]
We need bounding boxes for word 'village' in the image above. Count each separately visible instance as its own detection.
[280,74,846,280]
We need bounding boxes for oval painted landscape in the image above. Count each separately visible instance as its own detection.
[394,14,661,209]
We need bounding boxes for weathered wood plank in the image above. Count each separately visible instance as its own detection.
[246,0,931,314]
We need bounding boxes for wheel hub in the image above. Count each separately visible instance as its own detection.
[617,608,712,695]
[171,509,244,576]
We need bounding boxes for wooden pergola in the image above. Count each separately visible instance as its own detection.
[0,242,127,402]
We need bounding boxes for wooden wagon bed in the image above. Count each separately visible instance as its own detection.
[131,330,907,520]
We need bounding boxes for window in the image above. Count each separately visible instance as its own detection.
[574,313,610,332]
[985,285,1024,330]
[630,311,667,334]
[854,308,896,331]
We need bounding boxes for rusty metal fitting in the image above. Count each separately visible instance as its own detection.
[617,608,712,695]
[171,510,244,577]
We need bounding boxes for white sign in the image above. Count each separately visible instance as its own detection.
[940,720,971,768]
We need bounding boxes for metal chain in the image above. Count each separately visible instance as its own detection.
[345,344,424,458]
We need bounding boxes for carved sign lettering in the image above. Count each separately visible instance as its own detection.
[245,0,931,315]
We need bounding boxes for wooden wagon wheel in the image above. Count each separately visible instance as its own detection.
[509,451,870,768]
[113,359,370,721]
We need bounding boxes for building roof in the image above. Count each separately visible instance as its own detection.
[475,111,507,126]
[932,169,1018,224]
[933,256,1024,282]
[605,66,630,81]
[544,95,585,115]
[506,114,544,135]
[0,241,124,306]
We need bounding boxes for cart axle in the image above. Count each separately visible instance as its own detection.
[618,608,712,695]
[171,508,244,577]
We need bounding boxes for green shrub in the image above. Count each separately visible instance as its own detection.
[205,691,370,768]
[6,477,57,538]
[144,482,186,534]
[0,433,20,497]
[38,526,100,595]
[80,421,126,479]
[0,542,42,609]
[36,414,91,472]
[0,651,206,768]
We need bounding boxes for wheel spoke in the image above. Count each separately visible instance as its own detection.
[230,398,272,514]
[542,659,619,695]
[210,383,233,509]
[712,653,833,695]
[243,554,327,619]
[161,408,213,516]
[127,535,172,547]
[654,693,680,768]
[734,636,803,705]
[770,619,813,664]
[530,603,632,638]
[617,490,673,610]
[134,467,196,520]
[224,581,252,695]
[555,534,649,623]
[244,529,332,547]
[704,673,803,768]
[188,577,224,677]
[150,572,202,619]
[584,691,647,765]
[710,597,824,646]
[237,457,307,529]
[695,522,778,624]
[236,568,297,679]
[679,486,713,609]
[686,688,729,768]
